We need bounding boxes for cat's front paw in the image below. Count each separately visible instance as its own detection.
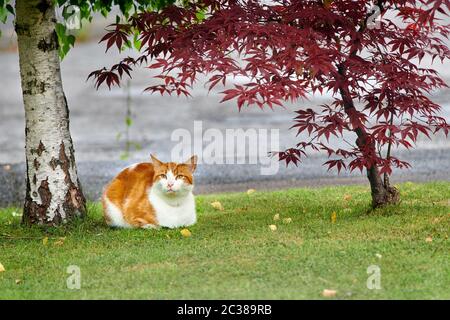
[141,223,159,230]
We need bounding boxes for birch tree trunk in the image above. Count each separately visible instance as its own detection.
[15,0,86,225]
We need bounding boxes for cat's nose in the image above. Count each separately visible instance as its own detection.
[167,182,174,188]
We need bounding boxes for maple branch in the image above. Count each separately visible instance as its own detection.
[336,66,368,147]
[334,1,391,196]
[336,0,389,152]
[384,111,394,187]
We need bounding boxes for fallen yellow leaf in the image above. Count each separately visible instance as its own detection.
[283,218,292,224]
[331,212,337,224]
[54,238,65,246]
[42,237,49,246]
[210,201,224,211]
[322,289,337,297]
[247,189,256,195]
[180,228,192,237]
[269,224,277,231]
[425,236,433,243]
[0,263,5,272]
[15,279,21,284]
[343,194,352,201]
[273,214,280,221]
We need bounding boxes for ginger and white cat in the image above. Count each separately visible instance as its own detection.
[102,155,197,229]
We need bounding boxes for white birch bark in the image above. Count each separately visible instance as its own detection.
[15,0,86,225]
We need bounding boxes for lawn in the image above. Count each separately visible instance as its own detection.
[0,182,449,299]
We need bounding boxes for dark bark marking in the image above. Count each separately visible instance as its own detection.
[36,0,51,14]
[38,179,51,207]
[37,140,45,156]
[14,23,31,36]
[69,145,76,169]
[49,158,58,170]
[23,80,47,95]
[58,142,87,219]
[23,178,52,225]
[53,206,62,225]
[30,140,45,155]
[33,158,40,170]
[37,31,58,52]
[63,94,77,170]
[58,143,71,184]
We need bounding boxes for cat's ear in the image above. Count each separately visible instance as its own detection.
[150,154,163,168]
[184,155,198,172]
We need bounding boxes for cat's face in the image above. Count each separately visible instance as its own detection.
[151,155,197,197]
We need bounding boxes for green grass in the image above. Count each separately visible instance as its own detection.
[0,182,449,299]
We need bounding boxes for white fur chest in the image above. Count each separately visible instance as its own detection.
[149,188,196,228]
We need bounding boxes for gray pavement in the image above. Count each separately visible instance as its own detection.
[1,29,449,206]
[1,148,449,206]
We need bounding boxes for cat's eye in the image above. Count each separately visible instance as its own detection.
[159,174,167,179]
[176,175,185,179]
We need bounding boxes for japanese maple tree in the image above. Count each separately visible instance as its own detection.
[90,0,450,208]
